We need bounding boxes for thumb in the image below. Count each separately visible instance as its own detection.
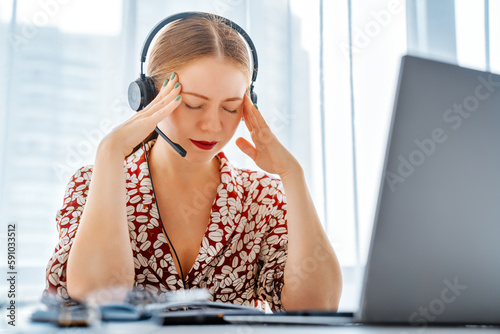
[235,137,257,161]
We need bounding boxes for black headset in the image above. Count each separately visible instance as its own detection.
[128,12,259,158]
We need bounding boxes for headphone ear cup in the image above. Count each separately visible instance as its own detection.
[144,76,157,106]
[128,79,143,111]
[128,76,157,111]
[251,91,258,104]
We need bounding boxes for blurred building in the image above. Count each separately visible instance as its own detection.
[0,0,309,304]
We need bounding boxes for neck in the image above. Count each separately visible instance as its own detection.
[146,139,220,188]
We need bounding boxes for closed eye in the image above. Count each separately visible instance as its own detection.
[185,103,202,110]
[186,102,237,114]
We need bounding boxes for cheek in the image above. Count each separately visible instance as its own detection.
[157,110,185,133]
[224,115,242,136]
[225,106,244,131]
[170,109,191,124]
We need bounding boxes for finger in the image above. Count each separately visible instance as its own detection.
[244,94,268,133]
[160,72,180,96]
[147,93,182,125]
[243,94,267,144]
[242,95,253,132]
[248,99,269,130]
[243,93,258,131]
[143,81,182,117]
[243,95,277,145]
[141,73,180,115]
[121,92,182,142]
[235,137,257,161]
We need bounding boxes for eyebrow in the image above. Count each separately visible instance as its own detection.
[182,91,243,102]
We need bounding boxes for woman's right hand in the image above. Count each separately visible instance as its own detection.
[100,73,182,158]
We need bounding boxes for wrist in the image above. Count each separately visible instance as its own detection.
[279,161,303,182]
[97,136,128,161]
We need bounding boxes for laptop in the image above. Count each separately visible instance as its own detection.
[358,55,500,326]
[39,55,496,327]
[227,55,500,326]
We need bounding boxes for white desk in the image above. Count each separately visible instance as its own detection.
[12,322,500,333]
[9,305,500,334]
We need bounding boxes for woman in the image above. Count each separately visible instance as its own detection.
[43,13,342,312]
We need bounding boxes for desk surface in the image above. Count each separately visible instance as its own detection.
[8,306,500,334]
[11,322,500,333]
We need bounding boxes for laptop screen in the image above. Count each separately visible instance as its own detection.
[359,55,500,326]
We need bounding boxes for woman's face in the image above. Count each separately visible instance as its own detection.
[158,56,249,163]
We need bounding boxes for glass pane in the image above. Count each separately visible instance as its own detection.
[1,0,127,304]
[455,0,486,70]
[488,0,500,73]
[323,0,407,311]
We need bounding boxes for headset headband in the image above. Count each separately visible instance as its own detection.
[129,11,259,157]
[138,11,258,84]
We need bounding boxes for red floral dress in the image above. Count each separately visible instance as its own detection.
[43,140,288,312]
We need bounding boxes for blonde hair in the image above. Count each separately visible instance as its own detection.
[148,13,252,93]
[130,13,252,155]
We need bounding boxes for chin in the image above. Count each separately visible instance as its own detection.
[184,148,220,164]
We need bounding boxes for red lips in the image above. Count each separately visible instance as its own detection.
[190,139,218,150]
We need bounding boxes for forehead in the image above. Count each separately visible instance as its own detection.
[178,57,249,98]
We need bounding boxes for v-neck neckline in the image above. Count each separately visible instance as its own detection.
[160,191,220,286]
[137,141,243,290]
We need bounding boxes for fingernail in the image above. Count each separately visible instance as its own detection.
[175,95,181,101]
[254,104,259,110]
[170,72,176,80]
[163,79,169,87]
[174,82,180,89]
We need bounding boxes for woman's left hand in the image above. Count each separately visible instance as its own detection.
[236,93,301,178]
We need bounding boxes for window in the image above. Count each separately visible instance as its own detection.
[2,0,490,312]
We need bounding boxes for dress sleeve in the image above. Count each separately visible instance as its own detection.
[256,177,288,312]
[42,166,93,305]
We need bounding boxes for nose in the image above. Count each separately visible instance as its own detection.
[199,105,222,133]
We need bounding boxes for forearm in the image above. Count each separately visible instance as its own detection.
[66,141,135,302]
[280,165,342,311]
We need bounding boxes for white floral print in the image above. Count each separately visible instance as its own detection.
[43,139,288,312]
